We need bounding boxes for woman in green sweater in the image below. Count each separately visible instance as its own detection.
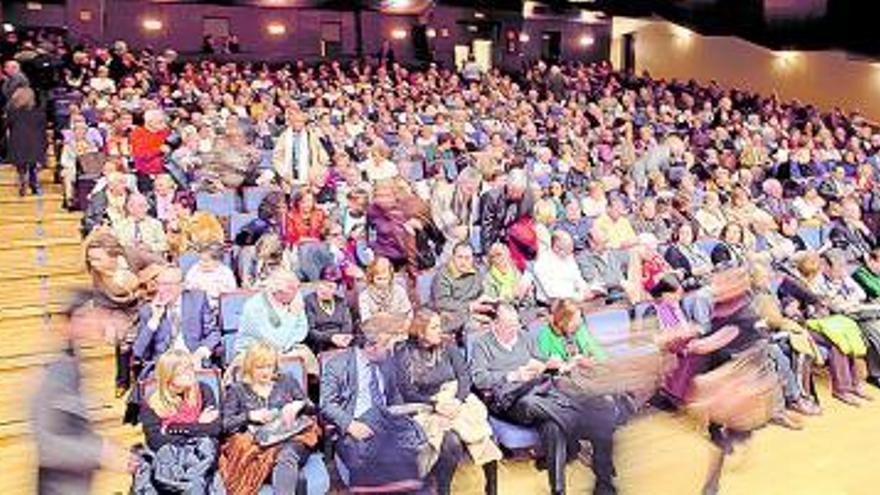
[536,299,608,364]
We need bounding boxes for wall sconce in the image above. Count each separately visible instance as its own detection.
[79,10,93,22]
[440,28,450,38]
[391,28,408,40]
[773,50,800,71]
[267,22,286,36]
[474,11,486,19]
[142,18,164,32]
[426,28,437,39]
[518,32,530,43]
[579,35,595,47]
[26,2,43,11]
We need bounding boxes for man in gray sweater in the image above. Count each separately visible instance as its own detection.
[471,304,619,495]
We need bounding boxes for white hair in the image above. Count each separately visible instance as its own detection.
[507,168,528,190]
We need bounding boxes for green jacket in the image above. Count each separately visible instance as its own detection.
[852,265,880,300]
[536,323,608,362]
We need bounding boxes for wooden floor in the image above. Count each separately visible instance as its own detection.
[1,164,878,494]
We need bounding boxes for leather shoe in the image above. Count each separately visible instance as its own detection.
[770,412,804,430]
[833,392,862,407]
[789,399,821,416]
[866,376,880,390]
[852,387,874,401]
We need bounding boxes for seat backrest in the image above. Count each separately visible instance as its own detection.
[695,238,720,257]
[229,212,258,242]
[243,187,274,213]
[179,252,200,275]
[279,354,307,389]
[584,308,630,346]
[196,191,239,217]
[798,227,822,250]
[220,290,257,333]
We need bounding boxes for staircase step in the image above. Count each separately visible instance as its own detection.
[0,219,80,241]
[0,263,87,282]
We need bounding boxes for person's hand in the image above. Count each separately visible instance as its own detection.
[435,399,462,419]
[451,225,469,241]
[347,420,375,441]
[101,441,138,473]
[331,334,354,348]
[544,356,565,371]
[198,407,219,424]
[192,347,211,367]
[281,403,301,428]
[248,408,274,424]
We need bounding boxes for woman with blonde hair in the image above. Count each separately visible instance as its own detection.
[135,349,223,493]
[394,310,501,495]
[6,86,46,196]
[358,256,413,323]
[221,341,319,495]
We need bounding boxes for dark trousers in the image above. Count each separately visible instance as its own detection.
[136,172,155,194]
[15,161,40,193]
[273,440,311,495]
[431,431,465,495]
[115,344,132,389]
[497,390,618,495]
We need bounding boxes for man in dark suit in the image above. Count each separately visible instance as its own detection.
[31,290,135,495]
[132,266,220,371]
[319,318,426,491]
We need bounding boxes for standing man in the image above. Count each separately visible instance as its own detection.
[30,290,135,495]
[270,109,329,193]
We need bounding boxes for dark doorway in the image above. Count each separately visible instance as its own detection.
[541,30,561,63]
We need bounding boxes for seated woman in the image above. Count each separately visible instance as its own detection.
[710,222,749,269]
[664,222,714,291]
[136,350,223,493]
[184,241,237,312]
[482,242,534,308]
[235,192,288,287]
[750,264,823,416]
[782,253,870,406]
[221,342,320,495]
[237,269,316,374]
[394,310,502,495]
[536,299,608,366]
[820,250,880,393]
[284,190,326,246]
[304,266,355,354]
[358,256,413,326]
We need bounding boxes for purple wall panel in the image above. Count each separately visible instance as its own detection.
[6,2,610,66]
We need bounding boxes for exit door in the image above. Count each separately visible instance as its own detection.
[541,31,561,63]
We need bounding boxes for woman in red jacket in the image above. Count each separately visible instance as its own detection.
[284,190,326,246]
[131,109,170,192]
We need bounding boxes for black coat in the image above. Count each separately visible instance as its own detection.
[6,106,46,164]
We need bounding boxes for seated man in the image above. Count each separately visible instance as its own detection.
[236,269,315,372]
[319,321,428,491]
[431,242,492,333]
[132,266,220,373]
[82,171,130,236]
[533,230,604,302]
[471,304,620,495]
[589,195,637,285]
[304,266,355,354]
[113,192,169,261]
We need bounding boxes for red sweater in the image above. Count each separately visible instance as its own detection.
[131,126,169,175]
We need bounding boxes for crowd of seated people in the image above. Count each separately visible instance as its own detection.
[7,28,880,495]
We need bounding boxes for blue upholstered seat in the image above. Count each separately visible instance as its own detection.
[196,191,239,217]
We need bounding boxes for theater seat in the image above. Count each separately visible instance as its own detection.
[196,191,240,217]
[179,251,200,275]
[695,239,720,258]
[220,290,258,364]
[243,187,274,213]
[229,212,257,242]
[488,415,541,451]
[798,227,823,250]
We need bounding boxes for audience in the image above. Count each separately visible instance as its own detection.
[12,31,880,493]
